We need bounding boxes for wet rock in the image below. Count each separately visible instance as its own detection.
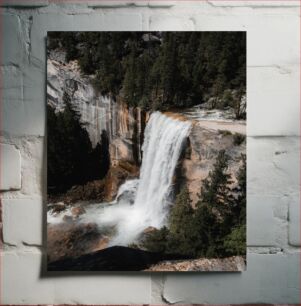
[50,180,106,205]
[143,226,158,234]
[104,162,139,201]
[71,206,86,218]
[181,124,246,206]
[51,202,66,214]
[47,222,102,262]
[62,215,73,223]
[47,53,148,165]
[92,236,110,252]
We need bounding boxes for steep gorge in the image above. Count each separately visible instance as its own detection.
[47,51,147,164]
[47,51,246,271]
[47,50,246,206]
[47,51,148,199]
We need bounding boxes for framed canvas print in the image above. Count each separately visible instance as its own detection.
[47,32,246,271]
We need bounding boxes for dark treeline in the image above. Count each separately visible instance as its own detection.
[47,94,110,194]
[48,32,246,113]
[143,151,246,258]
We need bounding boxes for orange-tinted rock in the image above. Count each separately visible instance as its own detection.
[71,206,86,218]
[104,162,139,201]
[92,236,110,252]
[47,222,102,262]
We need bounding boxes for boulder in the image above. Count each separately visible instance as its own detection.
[92,236,110,252]
[181,123,246,207]
[71,206,86,218]
[143,226,158,234]
[47,222,102,262]
[104,162,139,201]
[51,202,66,214]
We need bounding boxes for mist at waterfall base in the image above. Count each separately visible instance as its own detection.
[49,112,191,247]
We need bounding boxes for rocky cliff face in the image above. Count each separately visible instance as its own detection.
[47,50,146,167]
[181,122,246,206]
[47,51,245,203]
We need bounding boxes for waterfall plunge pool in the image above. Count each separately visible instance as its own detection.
[48,111,192,248]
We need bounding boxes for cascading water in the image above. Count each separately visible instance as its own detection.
[49,111,191,246]
[107,111,191,245]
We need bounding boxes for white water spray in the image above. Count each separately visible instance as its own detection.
[108,111,191,245]
[48,111,191,246]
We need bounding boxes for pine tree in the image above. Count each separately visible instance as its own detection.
[193,150,234,257]
[199,150,233,212]
[166,186,195,256]
[47,93,110,194]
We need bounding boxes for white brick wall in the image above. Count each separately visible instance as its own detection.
[0,143,21,190]
[0,1,299,304]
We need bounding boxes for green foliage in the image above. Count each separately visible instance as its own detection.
[223,224,246,255]
[142,151,246,259]
[233,133,246,146]
[235,154,246,225]
[192,150,235,257]
[219,130,232,137]
[199,150,233,210]
[47,95,110,194]
[142,226,169,253]
[190,204,221,257]
[221,89,234,108]
[166,186,196,256]
[48,32,246,111]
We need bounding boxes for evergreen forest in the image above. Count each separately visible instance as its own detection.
[48,31,246,115]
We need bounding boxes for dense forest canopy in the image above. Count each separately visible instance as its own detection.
[48,32,246,113]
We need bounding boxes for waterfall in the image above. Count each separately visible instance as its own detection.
[53,111,192,246]
[135,112,191,227]
[108,111,192,245]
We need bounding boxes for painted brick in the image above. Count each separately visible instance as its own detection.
[19,137,45,197]
[0,0,49,6]
[149,15,195,31]
[0,143,21,191]
[1,65,25,136]
[86,0,175,7]
[148,1,175,7]
[206,0,300,7]
[1,2,300,305]
[2,252,55,304]
[193,9,300,68]
[248,137,299,197]
[2,251,151,304]
[2,14,46,137]
[150,274,164,304]
[245,13,299,68]
[30,12,142,63]
[247,195,288,246]
[87,1,149,7]
[1,64,46,137]
[248,66,299,136]
[288,193,300,246]
[20,64,46,136]
[4,12,142,137]
[2,198,43,246]
[162,253,299,304]
[1,65,22,102]
[2,13,24,66]
[1,62,45,135]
